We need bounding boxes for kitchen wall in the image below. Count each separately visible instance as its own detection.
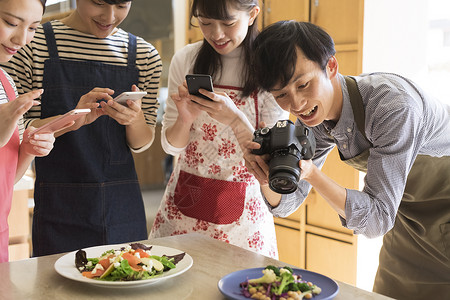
[120,0,174,87]
[173,0,187,52]
[364,0,450,104]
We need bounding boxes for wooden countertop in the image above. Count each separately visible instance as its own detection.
[0,233,393,299]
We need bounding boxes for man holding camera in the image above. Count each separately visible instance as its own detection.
[246,21,450,299]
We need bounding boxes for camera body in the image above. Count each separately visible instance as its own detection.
[251,120,316,194]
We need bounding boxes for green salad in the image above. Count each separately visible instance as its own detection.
[240,265,322,300]
[75,243,185,281]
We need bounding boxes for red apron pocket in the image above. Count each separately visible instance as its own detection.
[174,170,247,224]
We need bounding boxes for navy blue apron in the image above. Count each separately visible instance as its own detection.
[32,22,147,256]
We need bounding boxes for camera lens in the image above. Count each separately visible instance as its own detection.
[269,172,298,194]
[268,152,301,194]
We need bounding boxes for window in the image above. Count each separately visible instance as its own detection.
[46,0,66,4]
[426,0,450,104]
[44,0,74,15]
[363,0,450,105]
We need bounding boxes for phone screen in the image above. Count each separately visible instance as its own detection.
[185,74,213,101]
[113,91,147,105]
[29,108,91,135]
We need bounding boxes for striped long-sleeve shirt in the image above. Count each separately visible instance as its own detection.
[2,20,162,150]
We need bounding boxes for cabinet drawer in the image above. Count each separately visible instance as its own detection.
[275,225,304,268]
[306,233,356,285]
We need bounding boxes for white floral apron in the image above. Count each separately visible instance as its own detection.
[150,85,278,258]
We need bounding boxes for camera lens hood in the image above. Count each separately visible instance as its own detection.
[268,154,301,194]
[269,171,299,194]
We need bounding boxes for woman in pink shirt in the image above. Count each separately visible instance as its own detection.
[0,0,54,263]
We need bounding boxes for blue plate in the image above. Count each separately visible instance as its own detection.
[218,267,339,300]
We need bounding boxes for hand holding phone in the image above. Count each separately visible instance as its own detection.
[29,108,91,135]
[113,91,147,105]
[185,74,214,101]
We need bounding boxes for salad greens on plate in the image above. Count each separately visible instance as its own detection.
[75,242,185,281]
[240,265,322,300]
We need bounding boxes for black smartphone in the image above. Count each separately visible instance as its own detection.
[185,74,214,101]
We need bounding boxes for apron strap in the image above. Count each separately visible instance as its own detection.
[43,22,59,59]
[344,76,371,145]
[253,91,259,129]
[127,33,137,68]
[0,69,16,101]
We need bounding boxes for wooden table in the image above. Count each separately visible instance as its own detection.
[0,233,393,299]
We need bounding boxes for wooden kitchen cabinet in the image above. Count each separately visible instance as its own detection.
[185,0,363,74]
[185,16,204,44]
[132,123,167,189]
[274,206,305,267]
[184,0,364,286]
[306,233,357,284]
[8,190,31,261]
[311,0,364,76]
[275,148,359,285]
[307,148,358,235]
[261,0,309,26]
[185,0,309,43]
[310,0,364,45]
[269,0,363,286]
[274,225,303,267]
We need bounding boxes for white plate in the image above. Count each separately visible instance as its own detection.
[54,243,193,288]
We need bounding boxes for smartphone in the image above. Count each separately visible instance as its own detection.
[29,108,91,135]
[185,74,214,101]
[113,91,147,105]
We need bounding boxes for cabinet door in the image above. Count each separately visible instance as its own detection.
[262,0,309,27]
[185,0,203,44]
[8,190,29,241]
[275,224,304,268]
[186,0,311,43]
[306,233,357,285]
[310,0,364,45]
[8,190,31,261]
[335,50,361,75]
[132,124,167,189]
[310,0,364,75]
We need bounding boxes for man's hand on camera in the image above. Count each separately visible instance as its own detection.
[244,140,270,185]
[299,159,316,182]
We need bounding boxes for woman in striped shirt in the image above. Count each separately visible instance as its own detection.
[4,0,162,256]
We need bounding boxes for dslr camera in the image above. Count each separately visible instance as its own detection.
[251,120,316,194]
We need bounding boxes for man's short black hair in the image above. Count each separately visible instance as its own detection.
[252,21,336,91]
[103,0,132,4]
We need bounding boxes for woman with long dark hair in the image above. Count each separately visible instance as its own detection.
[0,0,55,262]
[149,0,287,258]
